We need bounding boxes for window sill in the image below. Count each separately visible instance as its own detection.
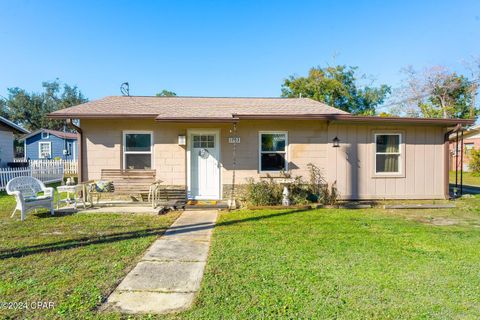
[372,173,405,179]
[259,172,289,178]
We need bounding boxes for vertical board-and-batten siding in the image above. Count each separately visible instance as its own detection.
[81,119,446,200]
[326,124,445,199]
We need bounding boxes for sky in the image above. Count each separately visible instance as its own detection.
[0,0,479,104]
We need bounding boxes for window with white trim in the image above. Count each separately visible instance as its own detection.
[375,133,401,174]
[123,132,152,169]
[259,132,287,172]
[39,142,51,159]
[41,132,49,139]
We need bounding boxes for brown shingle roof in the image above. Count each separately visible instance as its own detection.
[19,129,77,141]
[45,129,77,140]
[48,96,349,120]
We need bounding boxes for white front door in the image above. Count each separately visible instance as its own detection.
[188,130,221,200]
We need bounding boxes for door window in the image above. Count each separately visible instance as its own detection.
[193,135,215,148]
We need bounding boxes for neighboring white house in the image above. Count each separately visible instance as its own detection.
[0,116,29,167]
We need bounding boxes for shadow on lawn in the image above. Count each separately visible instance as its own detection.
[0,227,169,260]
[0,208,306,260]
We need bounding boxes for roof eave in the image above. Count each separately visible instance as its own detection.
[234,113,475,126]
[48,111,475,127]
[0,116,29,134]
[48,113,158,119]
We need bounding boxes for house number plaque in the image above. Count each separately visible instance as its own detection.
[228,137,240,144]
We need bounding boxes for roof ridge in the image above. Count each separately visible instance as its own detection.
[113,95,311,100]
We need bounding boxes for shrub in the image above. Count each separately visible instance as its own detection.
[307,163,326,195]
[469,148,480,175]
[243,166,340,207]
[307,163,339,205]
[287,175,311,205]
[244,177,283,206]
[319,181,339,205]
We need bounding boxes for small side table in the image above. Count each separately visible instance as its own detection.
[57,185,86,210]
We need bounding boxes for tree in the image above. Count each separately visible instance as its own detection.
[2,80,87,131]
[156,90,177,97]
[394,66,477,119]
[281,65,391,115]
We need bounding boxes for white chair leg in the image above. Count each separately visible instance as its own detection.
[21,210,25,221]
[11,208,17,218]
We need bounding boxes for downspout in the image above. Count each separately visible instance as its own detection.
[456,131,459,196]
[460,130,464,196]
[66,119,83,182]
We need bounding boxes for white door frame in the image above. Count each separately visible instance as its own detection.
[186,128,222,200]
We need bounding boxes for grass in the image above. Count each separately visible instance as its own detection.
[0,189,180,319]
[178,197,480,319]
[449,170,480,186]
[2,188,480,319]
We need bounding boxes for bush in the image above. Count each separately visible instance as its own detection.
[243,166,339,206]
[307,163,339,205]
[318,181,339,205]
[287,175,311,205]
[244,177,283,206]
[469,148,480,175]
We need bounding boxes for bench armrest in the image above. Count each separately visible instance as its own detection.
[42,187,54,198]
[8,190,25,204]
[79,180,95,185]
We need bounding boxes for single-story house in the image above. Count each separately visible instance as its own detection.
[19,129,78,160]
[449,124,480,172]
[49,96,474,200]
[0,116,29,167]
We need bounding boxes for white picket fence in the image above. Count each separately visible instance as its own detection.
[0,165,64,191]
[13,159,78,175]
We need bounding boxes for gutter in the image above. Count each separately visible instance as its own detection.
[233,113,475,126]
[66,119,83,182]
[49,113,158,119]
[49,111,475,126]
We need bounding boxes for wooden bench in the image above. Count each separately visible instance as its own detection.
[84,169,161,206]
[152,187,187,210]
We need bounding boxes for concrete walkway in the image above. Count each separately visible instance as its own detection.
[103,210,218,314]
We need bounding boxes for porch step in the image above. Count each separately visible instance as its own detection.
[185,200,229,210]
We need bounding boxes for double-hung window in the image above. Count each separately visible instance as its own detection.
[39,142,51,159]
[123,131,153,170]
[259,132,288,172]
[375,133,402,175]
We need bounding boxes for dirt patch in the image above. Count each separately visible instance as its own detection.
[41,231,64,235]
[430,217,459,226]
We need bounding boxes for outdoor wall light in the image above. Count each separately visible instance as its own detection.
[332,136,340,148]
[178,135,186,146]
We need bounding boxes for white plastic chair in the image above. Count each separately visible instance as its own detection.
[6,176,54,221]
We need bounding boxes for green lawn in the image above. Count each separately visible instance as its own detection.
[2,190,480,319]
[180,198,480,319]
[0,191,180,320]
[449,170,480,186]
